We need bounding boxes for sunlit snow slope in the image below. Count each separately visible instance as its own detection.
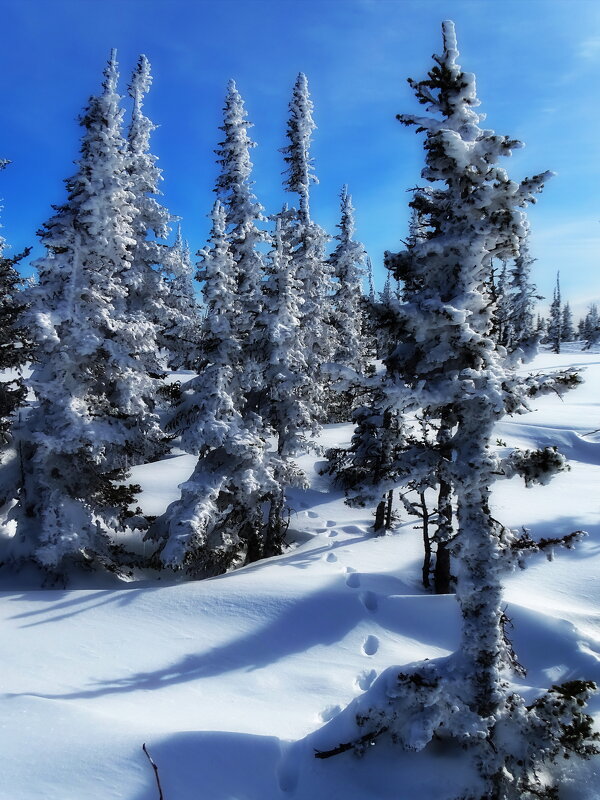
[1,347,599,800]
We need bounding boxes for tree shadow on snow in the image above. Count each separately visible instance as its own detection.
[7,575,460,702]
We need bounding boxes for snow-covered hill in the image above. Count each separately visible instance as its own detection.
[1,348,599,800]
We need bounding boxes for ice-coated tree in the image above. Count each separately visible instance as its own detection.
[281,73,333,430]
[261,213,314,456]
[126,54,177,433]
[509,232,538,355]
[168,201,241,454]
[152,201,285,573]
[366,255,376,303]
[316,22,597,797]
[161,224,202,370]
[0,162,33,451]
[561,301,575,343]
[214,80,267,397]
[547,271,562,354]
[492,260,514,350]
[3,52,154,578]
[329,186,368,374]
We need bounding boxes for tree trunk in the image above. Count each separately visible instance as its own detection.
[384,489,394,529]
[420,491,431,589]
[454,406,505,720]
[434,409,454,594]
[374,499,386,533]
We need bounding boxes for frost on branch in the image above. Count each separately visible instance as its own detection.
[315,20,596,798]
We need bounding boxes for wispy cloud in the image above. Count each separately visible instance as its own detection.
[577,35,600,61]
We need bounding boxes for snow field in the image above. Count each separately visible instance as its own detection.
[1,349,600,799]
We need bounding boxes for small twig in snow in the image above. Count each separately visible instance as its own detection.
[143,743,165,800]
[314,726,388,759]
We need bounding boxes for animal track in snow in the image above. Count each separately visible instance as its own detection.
[325,552,337,563]
[345,571,361,588]
[354,668,377,690]
[360,590,378,612]
[362,635,379,656]
[326,520,336,527]
[327,529,338,538]
[306,511,319,519]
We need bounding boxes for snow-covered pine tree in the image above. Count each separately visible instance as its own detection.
[3,52,154,578]
[214,80,267,399]
[153,202,285,573]
[281,73,333,431]
[561,300,575,343]
[261,213,314,456]
[492,260,514,350]
[126,53,177,440]
[366,255,376,304]
[316,22,597,797]
[329,186,368,374]
[0,161,33,451]
[161,224,202,370]
[509,232,538,356]
[547,271,562,354]
[583,303,600,349]
[325,186,370,420]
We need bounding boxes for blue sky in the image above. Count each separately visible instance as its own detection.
[1,0,599,319]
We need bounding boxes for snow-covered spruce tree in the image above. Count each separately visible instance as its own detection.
[161,224,202,370]
[583,303,600,348]
[329,186,368,373]
[316,22,597,797]
[261,213,314,456]
[490,260,514,350]
[126,54,178,435]
[214,79,267,400]
[326,186,369,420]
[0,162,33,451]
[509,232,539,357]
[547,271,562,354]
[152,202,285,574]
[3,52,155,578]
[561,301,575,343]
[281,73,333,430]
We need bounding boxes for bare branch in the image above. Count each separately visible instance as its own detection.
[143,743,165,800]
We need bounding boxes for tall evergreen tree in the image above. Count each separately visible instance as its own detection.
[509,233,538,355]
[329,186,368,374]
[547,271,562,354]
[317,23,596,796]
[583,303,600,349]
[261,212,314,456]
[0,162,33,452]
[281,73,333,433]
[214,80,266,397]
[126,53,177,436]
[3,52,154,577]
[562,300,575,342]
[161,225,202,370]
[153,202,284,573]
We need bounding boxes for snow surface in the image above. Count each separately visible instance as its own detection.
[2,347,600,799]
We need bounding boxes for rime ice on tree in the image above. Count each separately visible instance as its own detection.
[316,22,597,797]
[4,52,158,577]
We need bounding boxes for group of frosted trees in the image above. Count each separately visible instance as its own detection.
[0,52,370,580]
[0,20,598,800]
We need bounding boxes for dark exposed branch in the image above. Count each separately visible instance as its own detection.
[143,743,165,800]
[314,726,388,759]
